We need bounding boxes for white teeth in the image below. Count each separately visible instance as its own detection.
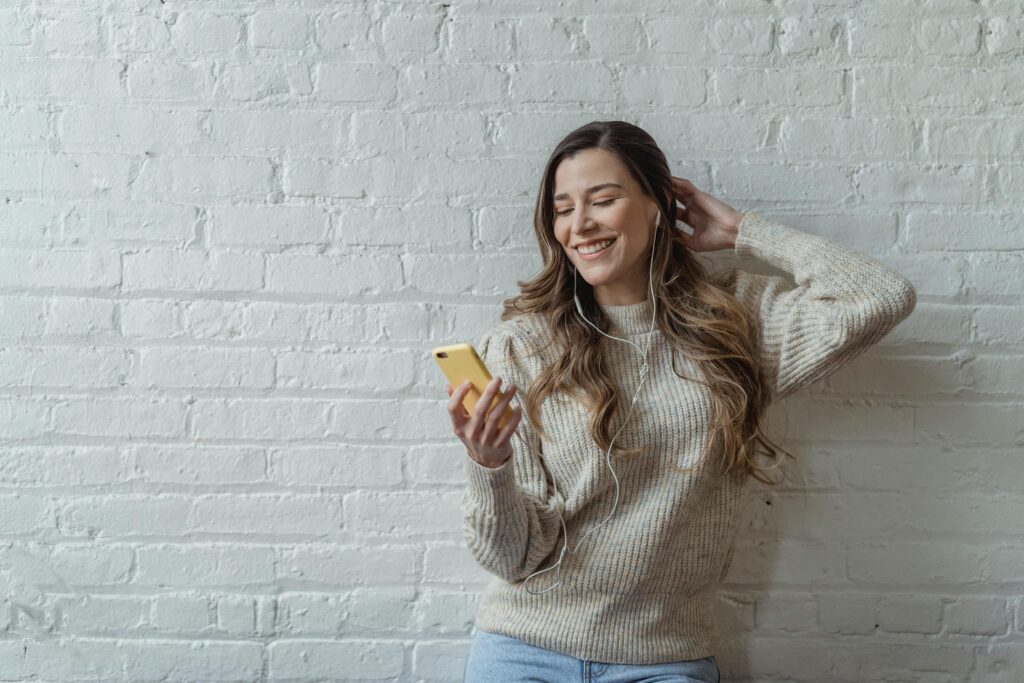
[578,238,615,254]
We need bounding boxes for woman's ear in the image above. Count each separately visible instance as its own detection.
[650,196,665,229]
[660,188,673,224]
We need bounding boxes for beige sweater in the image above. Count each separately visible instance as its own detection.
[460,210,917,664]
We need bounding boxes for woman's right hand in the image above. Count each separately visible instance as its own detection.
[446,377,521,469]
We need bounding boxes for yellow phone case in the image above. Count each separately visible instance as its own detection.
[432,342,514,431]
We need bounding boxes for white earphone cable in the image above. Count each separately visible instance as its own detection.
[508,209,663,595]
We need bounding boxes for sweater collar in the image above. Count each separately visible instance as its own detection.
[596,297,656,335]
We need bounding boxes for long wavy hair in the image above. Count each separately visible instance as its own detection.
[501,120,792,485]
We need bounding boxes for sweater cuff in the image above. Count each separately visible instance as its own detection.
[464,453,521,516]
[733,210,811,274]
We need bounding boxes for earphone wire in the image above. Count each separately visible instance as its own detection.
[508,210,662,595]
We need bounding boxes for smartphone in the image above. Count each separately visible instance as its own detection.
[432,342,515,431]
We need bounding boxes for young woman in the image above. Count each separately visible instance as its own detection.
[445,121,917,682]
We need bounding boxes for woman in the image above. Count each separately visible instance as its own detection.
[444,121,917,682]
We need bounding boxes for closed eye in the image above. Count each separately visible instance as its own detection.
[555,199,615,216]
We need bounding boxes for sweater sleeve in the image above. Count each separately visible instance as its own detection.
[459,321,566,584]
[730,210,917,402]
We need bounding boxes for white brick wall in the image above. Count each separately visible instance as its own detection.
[0,1,1021,681]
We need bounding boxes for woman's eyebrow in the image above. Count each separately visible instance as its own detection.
[553,182,624,201]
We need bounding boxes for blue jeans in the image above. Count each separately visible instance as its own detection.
[464,628,721,682]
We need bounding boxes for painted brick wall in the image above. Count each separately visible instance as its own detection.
[0,1,1021,681]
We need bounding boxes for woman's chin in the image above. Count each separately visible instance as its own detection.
[576,259,617,278]
[577,269,617,287]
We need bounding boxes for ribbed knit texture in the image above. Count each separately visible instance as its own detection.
[460,210,918,664]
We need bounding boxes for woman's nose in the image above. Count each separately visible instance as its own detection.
[570,210,594,233]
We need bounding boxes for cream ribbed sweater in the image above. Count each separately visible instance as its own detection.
[460,210,917,664]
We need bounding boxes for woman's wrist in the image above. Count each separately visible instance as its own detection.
[466,446,512,470]
[724,209,744,249]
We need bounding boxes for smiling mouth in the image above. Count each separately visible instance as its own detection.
[576,237,617,256]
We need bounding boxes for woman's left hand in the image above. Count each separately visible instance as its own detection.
[669,176,744,252]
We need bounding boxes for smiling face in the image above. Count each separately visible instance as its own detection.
[552,147,660,306]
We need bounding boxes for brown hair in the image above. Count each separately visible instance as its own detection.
[501,120,792,485]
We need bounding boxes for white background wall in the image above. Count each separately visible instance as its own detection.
[0,1,1021,681]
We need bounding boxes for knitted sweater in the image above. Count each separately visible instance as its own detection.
[460,210,917,664]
